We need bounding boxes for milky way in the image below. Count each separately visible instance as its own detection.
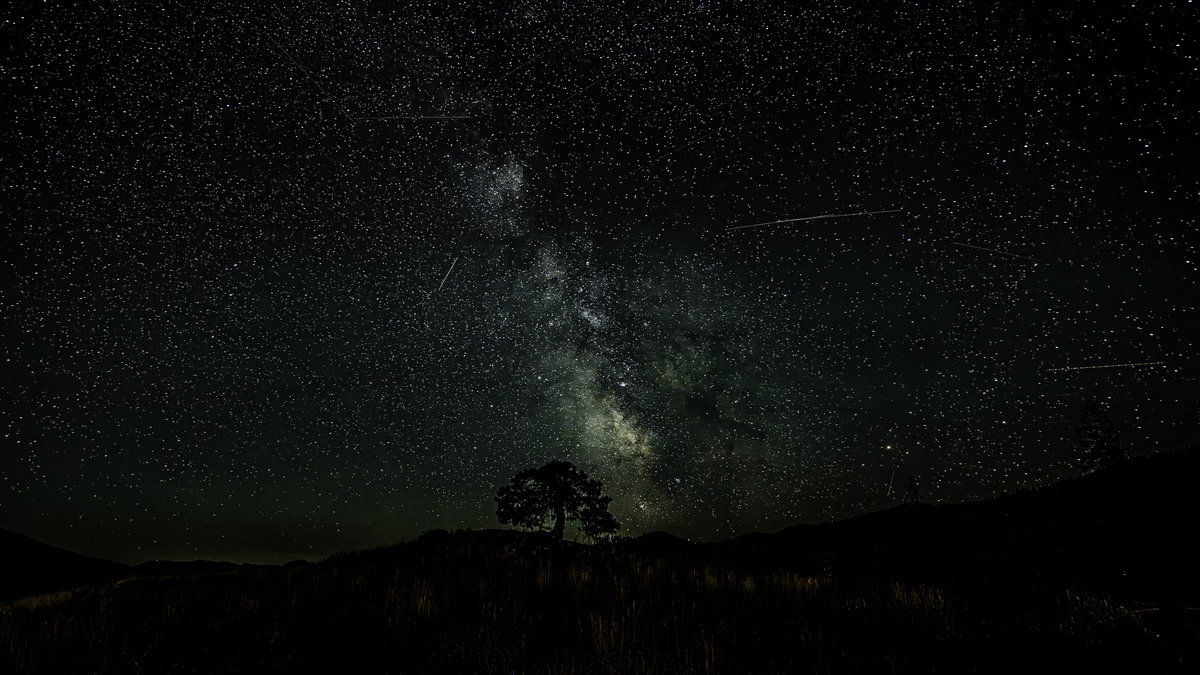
[2,0,1195,563]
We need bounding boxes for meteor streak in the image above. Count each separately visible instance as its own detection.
[728,209,902,231]
[562,62,634,103]
[486,39,567,89]
[951,242,1041,262]
[355,116,472,120]
[436,257,458,293]
[265,34,356,124]
[614,128,721,182]
[1044,361,1164,372]
[660,129,717,159]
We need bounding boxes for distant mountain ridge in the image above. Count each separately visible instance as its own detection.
[706,445,1200,606]
[0,528,131,603]
[0,529,318,604]
[3,445,1197,606]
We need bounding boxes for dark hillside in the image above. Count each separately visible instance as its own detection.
[5,526,1189,673]
[0,529,130,603]
[704,445,1200,625]
[1,447,1196,672]
[4,446,1196,610]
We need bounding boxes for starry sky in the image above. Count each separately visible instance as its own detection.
[1,0,1196,565]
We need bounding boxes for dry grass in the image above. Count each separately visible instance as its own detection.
[0,532,1179,674]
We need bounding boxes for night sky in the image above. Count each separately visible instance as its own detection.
[2,0,1196,565]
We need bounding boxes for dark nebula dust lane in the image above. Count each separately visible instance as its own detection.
[1,0,1195,564]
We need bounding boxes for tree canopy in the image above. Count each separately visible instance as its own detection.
[1076,396,1132,473]
[904,475,922,504]
[495,460,620,541]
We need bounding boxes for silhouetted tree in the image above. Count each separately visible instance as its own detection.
[904,475,921,504]
[495,460,620,541]
[1075,396,1131,473]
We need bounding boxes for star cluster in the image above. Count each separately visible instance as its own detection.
[1,0,1195,563]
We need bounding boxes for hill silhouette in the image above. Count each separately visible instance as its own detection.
[0,529,322,605]
[601,446,1197,634]
[0,528,130,603]
[4,445,1197,609]
[714,445,1199,605]
[1,446,1196,674]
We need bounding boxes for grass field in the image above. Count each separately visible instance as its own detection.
[2,528,1190,674]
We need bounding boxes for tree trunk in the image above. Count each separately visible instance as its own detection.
[551,503,565,540]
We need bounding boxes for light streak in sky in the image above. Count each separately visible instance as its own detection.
[562,62,634,103]
[356,116,472,120]
[951,242,1042,262]
[485,39,567,89]
[660,129,717,159]
[614,128,721,182]
[1044,361,1164,372]
[265,34,357,124]
[728,209,903,231]
[436,257,459,293]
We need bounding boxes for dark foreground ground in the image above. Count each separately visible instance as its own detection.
[1,447,1197,673]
